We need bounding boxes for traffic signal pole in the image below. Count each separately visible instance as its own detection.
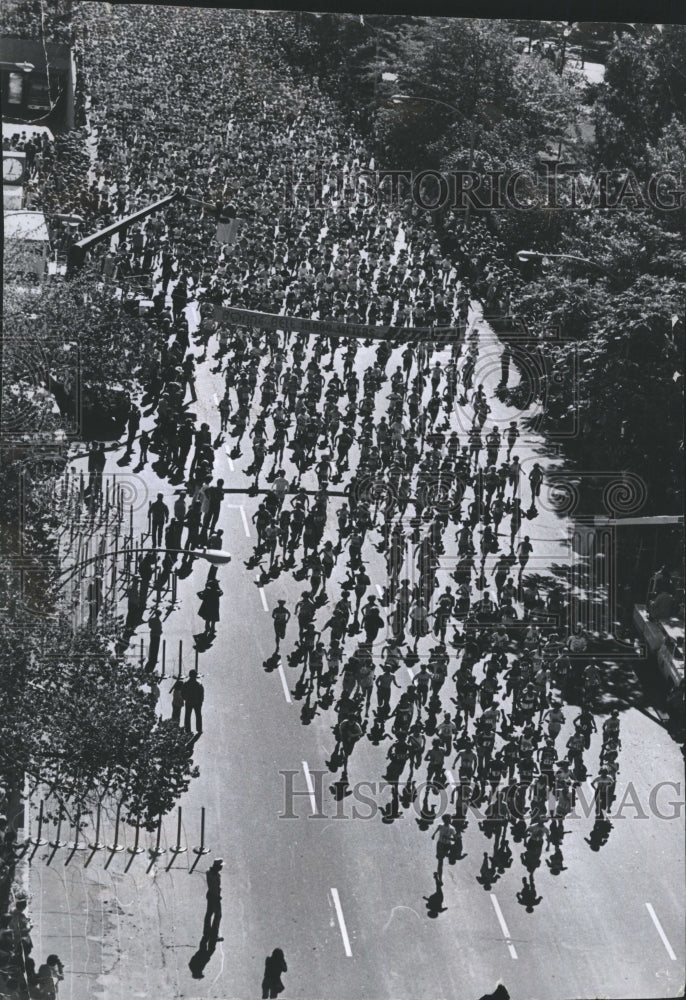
[66,187,240,276]
[66,189,184,276]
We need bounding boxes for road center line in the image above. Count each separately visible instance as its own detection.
[375,583,384,597]
[330,888,353,957]
[302,761,319,814]
[406,666,416,681]
[240,506,250,537]
[490,895,518,960]
[277,663,292,704]
[213,392,219,406]
[646,903,677,960]
[224,445,234,471]
[255,580,269,612]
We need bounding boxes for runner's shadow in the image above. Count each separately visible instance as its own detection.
[366,716,388,745]
[380,783,401,823]
[476,851,496,890]
[516,874,543,912]
[189,931,220,980]
[415,796,436,831]
[263,653,280,673]
[400,779,417,808]
[423,875,448,918]
[300,694,319,725]
[193,632,214,653]
[546,847,567,875]
[585,817,613,851]
[330,776,352,801]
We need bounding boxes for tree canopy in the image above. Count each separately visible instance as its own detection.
[0,601,198,829]
[269,16,685,513]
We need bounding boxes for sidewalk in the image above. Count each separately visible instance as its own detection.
[25,817,217,1000]
[24,297,223,1000]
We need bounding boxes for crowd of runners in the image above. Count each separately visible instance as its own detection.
[76,6,629,903]
[5,6,628,944]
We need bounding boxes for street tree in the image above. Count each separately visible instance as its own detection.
[0,603,199,831]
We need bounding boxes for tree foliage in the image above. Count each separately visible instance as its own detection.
[594,25,686,177]
[2,250,196,836]
[4,255,157,403]
[0,602,198,829]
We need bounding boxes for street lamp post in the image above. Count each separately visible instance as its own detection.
[0,61,35,73]
[516,249,614,278]
[56,546,232,585]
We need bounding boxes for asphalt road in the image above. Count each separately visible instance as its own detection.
[49,298,684,1000]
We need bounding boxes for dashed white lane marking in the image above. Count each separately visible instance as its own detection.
[240,506,250,537]
[406,665,416,682]
[277,663,292,704]
[255,580,269,612]
[330,888,353,957]
[213,392,219,406]
[224,445,234,471]
[646,903,677,960]
[490,895,518,960]
[445,769,457,790]
[375,583,383,597]
[302,761,319,814]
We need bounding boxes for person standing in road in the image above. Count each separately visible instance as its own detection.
[182,669,204,735]
[150,492,169,547]
[145,608,162,672]
[184,499,203,551]
[170,676,185,724]
[198,578,222,636]
[125,574,143,630]
[138,428,150,466]
[202,479,224,538]
[125,404,140,453]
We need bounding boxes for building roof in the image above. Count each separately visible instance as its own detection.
[4,210,50,242]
